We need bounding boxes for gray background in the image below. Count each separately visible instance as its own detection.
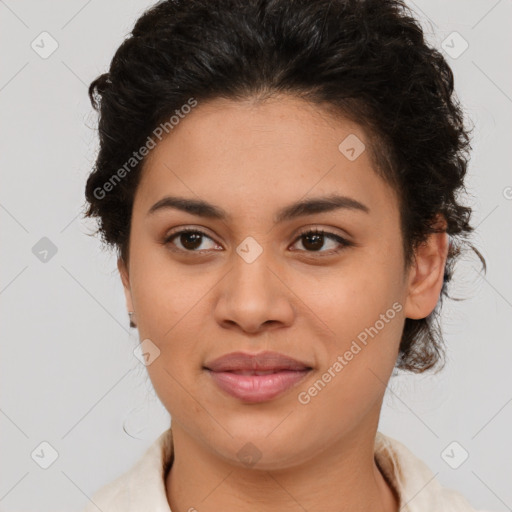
[1,0,511,511]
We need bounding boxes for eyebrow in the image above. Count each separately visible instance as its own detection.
[147,193,370,223]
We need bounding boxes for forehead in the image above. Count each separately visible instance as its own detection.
[135,95,399,224]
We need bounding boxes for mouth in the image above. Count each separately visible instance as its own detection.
[203,351,313,403]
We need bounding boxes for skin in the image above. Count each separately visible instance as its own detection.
[118,94,448,512]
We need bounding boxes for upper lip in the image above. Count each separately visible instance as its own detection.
[204,351,312,372]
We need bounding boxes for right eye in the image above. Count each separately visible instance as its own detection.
[163,228,222,253]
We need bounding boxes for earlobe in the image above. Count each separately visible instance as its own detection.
[404,229,449,320]
[118,257,134,313]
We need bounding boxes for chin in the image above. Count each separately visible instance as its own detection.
[203,423,318,471]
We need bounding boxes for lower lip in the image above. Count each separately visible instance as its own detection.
[206,369,311,403]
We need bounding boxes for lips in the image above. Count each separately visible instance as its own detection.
[204,351,311,372]
[204,351,312,403]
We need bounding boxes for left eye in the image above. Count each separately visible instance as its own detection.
[291,229,351,254]
[163,228,351,254]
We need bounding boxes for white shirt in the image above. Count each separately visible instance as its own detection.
[80,428,490,511]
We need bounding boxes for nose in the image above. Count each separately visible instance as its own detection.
[214,251,295,335]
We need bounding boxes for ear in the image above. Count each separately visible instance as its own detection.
[403,218,449,320]
[118,257,134,313]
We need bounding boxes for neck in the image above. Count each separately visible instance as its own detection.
[165,422,399,512]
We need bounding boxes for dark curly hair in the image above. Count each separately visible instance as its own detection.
[83,0,486,373]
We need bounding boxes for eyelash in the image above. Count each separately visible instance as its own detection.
[162,227,353,256]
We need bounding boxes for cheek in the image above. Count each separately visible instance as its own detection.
[311,255,402,333]
[295,278,404,434]
[304,247,405,376]
[146,360,207,430]
[128,247,211,336]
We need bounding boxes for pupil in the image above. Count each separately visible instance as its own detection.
[304,233,323,251]
[182,232,202,250]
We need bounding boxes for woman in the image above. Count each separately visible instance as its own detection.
[81,0,489,510]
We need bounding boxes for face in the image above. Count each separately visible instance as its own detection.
[119,94,447,469]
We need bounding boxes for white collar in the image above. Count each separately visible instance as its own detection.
[82,428,481,511]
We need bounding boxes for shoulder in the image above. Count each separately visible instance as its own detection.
[80,428,173,512]
[375,431,491,512]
